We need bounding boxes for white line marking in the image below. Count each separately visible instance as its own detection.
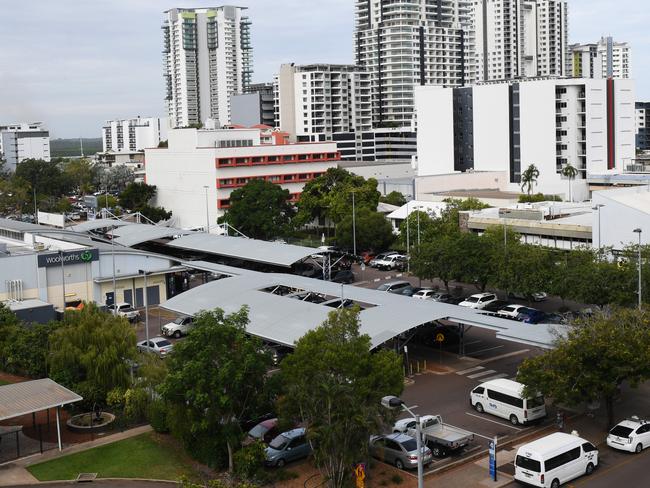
[373,278,381,282]
[395,273,403,277]
[464,340,483,346]
[465,412,523,431]
[480,373,510,382]
[456,366,485,375]
[468,345,505,355]
[467,369,497,379]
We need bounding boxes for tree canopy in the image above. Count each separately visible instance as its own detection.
[220,179,295,240]
[335,207,394,252]
[379,191,406,207]
[118,182,171,222]
[280,308,403,488]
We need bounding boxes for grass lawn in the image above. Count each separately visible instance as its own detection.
[28,432,200,481]
[0,379,9,386]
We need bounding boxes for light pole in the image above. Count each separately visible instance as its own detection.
[382,396,423,488]
[203,185,210,234]
[33,187,38,223]
[416,206,422,247]
[634,228,643,310]
[138,270,151,346]
[351,190,357,257]
[592,204,605,253]
[111,226,117,308]
[406,201,410,273]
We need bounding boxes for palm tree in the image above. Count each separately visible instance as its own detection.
[561,163,579,203]
[520,164,540,196]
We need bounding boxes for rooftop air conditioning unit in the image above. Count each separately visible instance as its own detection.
[33,242,46,251]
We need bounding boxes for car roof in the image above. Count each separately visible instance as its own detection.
[281,427,306,439]
[471,292,495,298]
[518,433,588,457]
[479,378,524,395]
[615,419,644,429]
[385,432,416,444]
[259,418,279,428]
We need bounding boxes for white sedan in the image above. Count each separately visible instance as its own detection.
[607,417,650,453]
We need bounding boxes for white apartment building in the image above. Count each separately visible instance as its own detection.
[415,78,636,200]
[162,7,252,128]
[354,0,472,127]
[333,127,417,163]
[0,122,51,171]
[102,117,168,153]
[472,0,569,82]
[570,37,631,80]
[274,64,372,147]
[145,128,339,229]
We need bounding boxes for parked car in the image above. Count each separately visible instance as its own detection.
[377,281,412,293]
[393,414,474,457]
[444,296,466,305]
[265,428,311,467]
[161,316,194,338]
[458,293,498,309]
[412,289,437,300]
[509,291,549,302]
[607,416,650,453]
[369,433,433,470]
[430,292,453,302]
[369,252,399,268]
[498,304,534,319]
[108,302,140,323]
[394,286,417,297]
[243,418,280,446]
[374,254,407,271]
[482,300,511,313]
[331,269,354,284]
[137,337,174,358]
[517,308,548,324]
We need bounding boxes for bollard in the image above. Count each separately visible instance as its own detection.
[424,359,427,371]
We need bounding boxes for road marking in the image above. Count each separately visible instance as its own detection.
[468,345,505,356]
[395,273,403,277]
[480,373,510,382]
[477,348,531,365]
[456,366,485,375]
[465,412,524,431]
[467,369,497,379]
[373,278,381,282]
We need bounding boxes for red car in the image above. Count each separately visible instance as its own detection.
[243,418,280,445]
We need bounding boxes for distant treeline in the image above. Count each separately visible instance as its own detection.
[50,138,102,157]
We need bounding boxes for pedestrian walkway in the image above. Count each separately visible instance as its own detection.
[0,425,153,487]
[456,365,514,383]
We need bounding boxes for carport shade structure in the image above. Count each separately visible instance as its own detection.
[0,379,82,452]
[162,262,567,350]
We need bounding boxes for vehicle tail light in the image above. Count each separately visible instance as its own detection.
[524,410,528,419]
[408,455,418,461]
[541,474,544,484]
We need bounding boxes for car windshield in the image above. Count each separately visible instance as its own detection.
[377,284,390,291]
[610,425,634,437]
[401,439,417,451]
[516,455,541,472]
[155,339,172,347]
[248,423,270,438]
[173,317,185,324]
[269,434,289,450]
[466,297,479,303]
[527,396,545,408]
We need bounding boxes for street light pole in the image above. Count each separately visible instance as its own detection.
[382,396,423,488]
[352,191,357,257]
[203,185,210,234]
[416,206,421,247]
[139,270,150,345]
[111,226,117,308]
[406,201,410,273]
[59,250,66,309]
[634,228,643,310]
[593,204,605,252]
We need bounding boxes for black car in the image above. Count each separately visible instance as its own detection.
[482,300,510,313]
[331,269,354,284]
[443,296,465,305]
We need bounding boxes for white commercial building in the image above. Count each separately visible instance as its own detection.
[0,122,51,171]
[102,117,168,153]
[145,127,339,229]
[570,37,631,80]
[472,0,569,81]
[593,186,650,251]
[162,6,252,128]
[414,77,636,200]
[274,64,372,146]
[354,0,472,127]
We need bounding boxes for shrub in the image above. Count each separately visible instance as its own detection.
[518,193,562,203]
[106,387,126,410]
[147,398,169,433]
[233,441,267,483]
[124,387,149,423]
[390,473,403,485]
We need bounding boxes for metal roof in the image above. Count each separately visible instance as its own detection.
[0,378,83,421]
[0,218,48,232]
[161,267,565,349]
[166,233,319,268]
[70,219,131,232]
[110,224,194,247]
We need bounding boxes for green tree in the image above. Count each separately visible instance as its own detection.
[518,308,650,428]
[520,164,540,196]
[410,234,463,291]
[455,232,496,292]
[280,308,403,488]
[62,158,98,195]
[99,165,135,192]
[138,204,172,223]
[48,304,136,407]
[15,158,68,198]
[561,163,579,203]
[0,175,31,215]
[161,308,272,471]
[118,182,157,210]
[221,179,295,240]
[335,208,394,252]
[398,210,437,249]
[380,191,406,207]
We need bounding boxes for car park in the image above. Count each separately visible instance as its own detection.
[137,337,174,358]
[482,299,511,312]
[412,289,437,300]
[331,269,354,284]
[498,304,534,319]
[514,432,598,488]
[377,281,411,293]
[265,428,311,467]
[161,316,194,338]
[606,417,650,453]
[470,379,546,426]
[393,414,474,457]
[458,293,498,309]
[415,323,461,347]
[243,418,280,446]
[369,252,399,268]
[369,433,433,470]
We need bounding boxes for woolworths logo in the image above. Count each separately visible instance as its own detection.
[37,249,99,268]
[80,250,93,262]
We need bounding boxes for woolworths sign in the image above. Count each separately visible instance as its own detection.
[37,249,99,268]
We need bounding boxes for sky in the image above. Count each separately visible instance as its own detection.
[1,0,648,138]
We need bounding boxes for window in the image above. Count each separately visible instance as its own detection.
[487,390,524,408]
[516,456,541,473]
[582,442,597,452]
[385,439,401,451]
[473,386,485,395]
[545,447,580,471]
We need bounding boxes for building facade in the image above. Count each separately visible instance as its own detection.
[102,117,168,153]
[145,128,339,229]
[415,78,636,200]
[472,0,569,82]
[333,127,417,162]
[636,102,650,151]
[230,84,275,128]
[162,7,252,128]
[0,122,51,171]
[354,0,472,127]
[570,37,631,79]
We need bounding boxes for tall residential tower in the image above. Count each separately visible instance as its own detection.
[162,6,252,128]
[570,37,631,79]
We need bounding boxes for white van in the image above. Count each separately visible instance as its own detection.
[470,378,546,426]
[515,432,598,488]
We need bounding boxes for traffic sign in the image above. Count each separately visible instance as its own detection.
[435,332,445,343]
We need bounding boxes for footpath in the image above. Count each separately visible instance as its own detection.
[0,425,152,486]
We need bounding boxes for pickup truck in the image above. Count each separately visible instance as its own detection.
[161,316,194,338]
[393,415,474,457]
[108,302,140,323]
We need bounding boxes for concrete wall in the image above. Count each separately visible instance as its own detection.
[231,93,262,127]
[473,84,510,172]
[415,86,455,175]
[594,186,650,250]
